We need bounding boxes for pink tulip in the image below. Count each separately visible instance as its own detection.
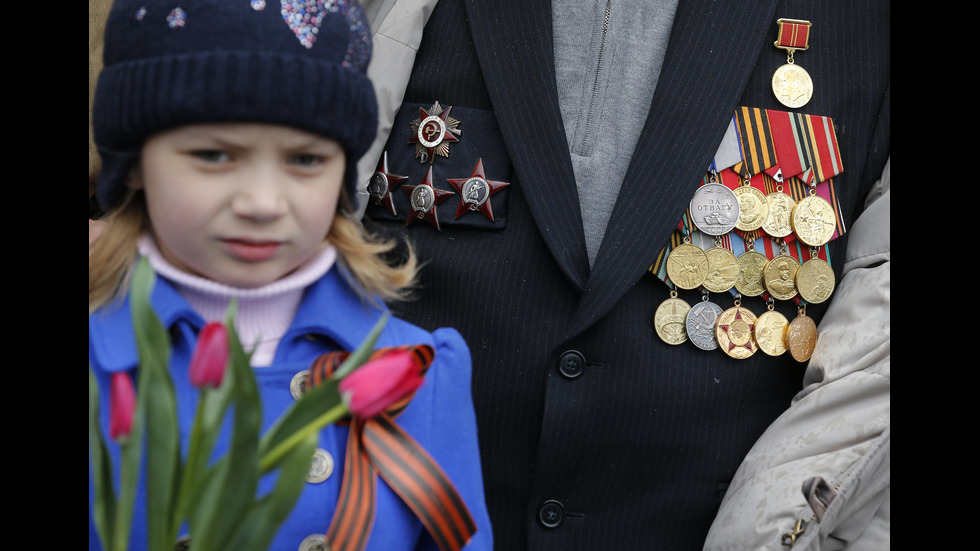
[339,349,424,418]
[189,322,229,389]
[109,372,136,442]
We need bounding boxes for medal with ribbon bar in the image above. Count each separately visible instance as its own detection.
[772,18,813,109]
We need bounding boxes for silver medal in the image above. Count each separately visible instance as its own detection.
[690,183,739,236]
[686,299,724,351]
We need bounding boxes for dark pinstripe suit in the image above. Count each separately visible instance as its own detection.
[363,1,889,549]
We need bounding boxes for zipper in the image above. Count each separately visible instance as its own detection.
[780,462,862,548]
[583,0,612,147]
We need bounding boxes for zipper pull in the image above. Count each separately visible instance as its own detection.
[781,518,808,547]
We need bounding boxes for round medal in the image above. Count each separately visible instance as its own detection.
[735,250,768,297]
[796,257,836,304]
[763,255,800,301]
[686,300,724,351]
[666,243,709,290]
[791,195,837,247]
[655,293,691,345]
[715,304,759,359]
[702,246,740,293]
[733,185,769,232]
[786,313,818,362]
[761,192,796,238]
[690,183,739,236]
[755,309,789,356]
[772,63,813,109]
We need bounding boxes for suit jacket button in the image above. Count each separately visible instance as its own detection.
[538,500,565,528]
[558,350,585,379]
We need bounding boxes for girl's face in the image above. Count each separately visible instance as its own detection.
[133,123,346,288]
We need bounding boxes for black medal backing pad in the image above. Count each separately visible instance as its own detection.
[365,103,512,231]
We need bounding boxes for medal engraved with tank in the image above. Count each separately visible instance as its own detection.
[702,243,739,293]
[690,178,739,236]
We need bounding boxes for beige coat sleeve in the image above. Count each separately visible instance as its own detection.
[354,0,439,216]
[704,159,890,551]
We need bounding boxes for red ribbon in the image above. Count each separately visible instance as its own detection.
[307,346,477,551]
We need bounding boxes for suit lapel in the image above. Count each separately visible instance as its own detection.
[566,0,777,338]
[465,0,590,292]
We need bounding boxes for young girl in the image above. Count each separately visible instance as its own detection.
[88,2,492,550]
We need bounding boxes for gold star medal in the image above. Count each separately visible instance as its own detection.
[772,18,813,108]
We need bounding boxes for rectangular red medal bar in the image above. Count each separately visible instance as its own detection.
[766,109,808,179]
[775,18,811,50]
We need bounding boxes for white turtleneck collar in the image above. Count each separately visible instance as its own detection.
[137,234,337,367]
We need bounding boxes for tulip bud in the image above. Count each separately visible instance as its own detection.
[339,349,424,418]
[189,322,229,389]
[109,372,136,442]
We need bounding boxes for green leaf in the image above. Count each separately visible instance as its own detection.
[222,431,318,551]
[89,367,117,551]
[130,257,182,551]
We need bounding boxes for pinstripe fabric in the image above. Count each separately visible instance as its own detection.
[364,1,889,549]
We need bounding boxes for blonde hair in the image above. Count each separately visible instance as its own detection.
[89,189,418,313]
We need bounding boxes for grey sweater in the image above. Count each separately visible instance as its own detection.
[553,0,679,266]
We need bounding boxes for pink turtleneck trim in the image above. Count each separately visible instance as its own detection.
[137,235,336,367]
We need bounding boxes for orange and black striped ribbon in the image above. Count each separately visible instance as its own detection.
[307,346,477,551]
[735,106,778,180]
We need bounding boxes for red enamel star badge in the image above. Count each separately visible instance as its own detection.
[403,166,455,230]
[408,101,461,164]
[447,158,510,221]
[367,151,408,216]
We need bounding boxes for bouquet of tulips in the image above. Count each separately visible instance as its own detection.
[89,257,424,551]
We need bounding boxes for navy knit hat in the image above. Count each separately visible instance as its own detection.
[93,0,377,211]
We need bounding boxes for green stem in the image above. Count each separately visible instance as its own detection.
[258,403,347,473]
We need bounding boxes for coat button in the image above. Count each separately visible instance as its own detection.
[298,534,328,551]
[538,500,565,528]
[306,448,334,483]
[290,370,309,400]
[557,350,585,379]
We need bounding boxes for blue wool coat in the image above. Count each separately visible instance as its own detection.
[88,265,493,551]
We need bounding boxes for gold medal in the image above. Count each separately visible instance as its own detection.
[761,190,796,238]
[703,246,740,293]
[785,306,818,362]
[666,241,709,290]
[715,300,758,359]
[733,184,769,232]
[755,302,789,357]
[763,253,800,301]
[797,255,836,304]
[655,290,691,345]
[771,19,813,109]
[791,194,837,247]
[735,249,768,297]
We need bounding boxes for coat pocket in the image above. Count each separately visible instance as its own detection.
[364,102,512,231]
